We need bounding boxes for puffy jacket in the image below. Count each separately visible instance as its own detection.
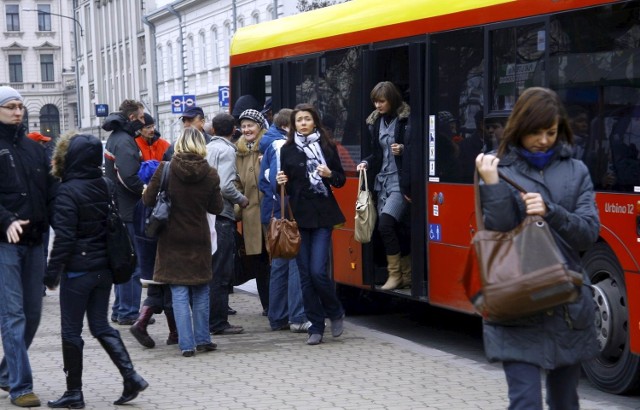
[258,124,288,224]
[0,122,57,244]
[47,134,110,280]
[102,112,144,222]
[479,143,600,370]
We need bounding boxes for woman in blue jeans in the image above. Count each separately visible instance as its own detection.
[45,132,148,408]
[277,103,346,345]
[143,127,223,357]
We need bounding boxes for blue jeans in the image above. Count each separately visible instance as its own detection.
[268,257,306,329]
[111,223,142,321]
[503,361,581,410]
[171,284,211,352]
[296,228,344,335]
[209,217,235,332]
[0,243,44,398]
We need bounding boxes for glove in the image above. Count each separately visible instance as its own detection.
[43,273,60,290]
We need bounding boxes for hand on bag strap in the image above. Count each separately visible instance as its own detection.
[473,170,527,230]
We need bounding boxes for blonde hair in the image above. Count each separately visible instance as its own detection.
[175,126,206,157]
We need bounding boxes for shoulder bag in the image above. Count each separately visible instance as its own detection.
[145,161,171,238]
[463,172,583,322]
[104,178,137,284]
[354,168,376,243]
[266,184,301,259]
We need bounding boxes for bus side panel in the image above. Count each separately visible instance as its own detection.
[332,177,366,287]
[626,272,640,355]
[596,194,640,273]
[428,242,477,314]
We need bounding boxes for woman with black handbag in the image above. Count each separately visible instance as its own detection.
[475,87,600,409]
[45,132,148,408]
[276,104,346,346]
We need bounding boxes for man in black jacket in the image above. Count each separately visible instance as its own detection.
[103,99,146,325]
[0,86,57,407]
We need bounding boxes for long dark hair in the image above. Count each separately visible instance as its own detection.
[286,103,336,153]
[498,87,573,157]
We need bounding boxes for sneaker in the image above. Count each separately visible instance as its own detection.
[196,342,217,352]
[210,325,244,335]
[11,392,41,407]
[331,314,345,337]
[307,334,323,345]
[182,350,195,357]
[290,321,312,333]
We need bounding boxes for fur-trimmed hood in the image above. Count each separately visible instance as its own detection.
[236,131,264,157]
[366,102,410,126]
[51,132,103,181]
[171,152,212,184]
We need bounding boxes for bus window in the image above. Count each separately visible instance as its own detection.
[287,48,363,172]
[490,22,546,112]
[430,27,484,183]
[550,3,640,192]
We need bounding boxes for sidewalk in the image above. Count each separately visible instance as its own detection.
[0,285,629,409]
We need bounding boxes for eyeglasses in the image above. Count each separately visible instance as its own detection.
[0,105,25,111]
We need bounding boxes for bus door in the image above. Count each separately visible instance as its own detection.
[230,63,277,115]
[360,41,425,297]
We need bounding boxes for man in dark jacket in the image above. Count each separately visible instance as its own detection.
[103,99,146,325]
[0,86,57,407]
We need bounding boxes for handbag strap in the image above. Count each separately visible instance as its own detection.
[159,161,170,192]
[473,170,527,231]
[358,167,369,194]
[279,184,296,221]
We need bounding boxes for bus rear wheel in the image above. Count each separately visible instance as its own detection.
[582,242,640,394]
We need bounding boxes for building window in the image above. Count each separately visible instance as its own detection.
[199,31,207,71]
[37,4,52,31]
[41,54,54,82]
[211,28,218,67]
[6,5,20,31]
[252,11,260,25]
[9,55,22,83]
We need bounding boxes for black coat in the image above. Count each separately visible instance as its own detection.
[47,134,110,280]
[280,141,346,229]
[0,123,57,244]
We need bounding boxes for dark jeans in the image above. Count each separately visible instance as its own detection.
[142,284,173,313]
[503,361,581,410]
[296,227,344,335]
[209,217,235,332]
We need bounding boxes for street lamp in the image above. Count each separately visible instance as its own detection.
[23,8,83,128]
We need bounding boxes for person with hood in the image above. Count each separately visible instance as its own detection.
[45,132,148,408]
[143,127,223,357]
[258,108,309,332]
[357,81,412,290]
[0,86,57,408]
[102,99,146,326]
[235,109,271,318]
[475,87,599,409]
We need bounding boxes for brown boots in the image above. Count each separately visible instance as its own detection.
[130,308,179,348]
[381,253,412,290]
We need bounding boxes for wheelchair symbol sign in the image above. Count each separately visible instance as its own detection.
[429,224,442,242]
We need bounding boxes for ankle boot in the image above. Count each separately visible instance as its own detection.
[164,309,178,345]
[381,253,402,290]
[97,334,149,405]
[400,254,412,288]
[129,306,155,348]
[48,340,85,408]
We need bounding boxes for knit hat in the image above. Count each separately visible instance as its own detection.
[239,109,266,129]
[0,86,23,107]
[143,113,155,125]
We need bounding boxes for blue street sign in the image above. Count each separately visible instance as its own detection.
[428,224,442,242]
[218,86,230,107]
[171,95,197,114]
[95,104,109,117]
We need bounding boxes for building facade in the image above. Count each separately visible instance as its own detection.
[1,0,77,139]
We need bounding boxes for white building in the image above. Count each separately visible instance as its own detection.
[1,0,77,139]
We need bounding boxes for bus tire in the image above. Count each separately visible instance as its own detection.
[581,242,640,394]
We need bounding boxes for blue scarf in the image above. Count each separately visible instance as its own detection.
[517,147,556,170]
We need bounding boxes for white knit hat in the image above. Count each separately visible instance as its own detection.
[0,86,23,107]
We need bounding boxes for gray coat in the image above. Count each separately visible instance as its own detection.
[479,143,600,370]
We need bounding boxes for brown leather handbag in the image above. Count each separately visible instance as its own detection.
[464,172,583,322]
[266,185,301,259]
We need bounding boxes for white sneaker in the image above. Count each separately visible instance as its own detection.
[290,321,311,333]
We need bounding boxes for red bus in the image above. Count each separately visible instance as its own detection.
[230,0,640,394]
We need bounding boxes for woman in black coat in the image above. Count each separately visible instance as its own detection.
[45,133,148,408]
[276,104,346,345]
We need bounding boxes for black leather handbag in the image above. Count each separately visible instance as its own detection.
[104,178,137,284]
[145,162,171,238]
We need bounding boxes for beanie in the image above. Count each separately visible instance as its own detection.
[0,86,23,107]
[143,113,155,126]
[239,109,266,129]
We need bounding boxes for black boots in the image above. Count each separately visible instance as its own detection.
[129,306,155,348]
[165,310,178,345]
[48,340,85,409]
[97,333,148,405]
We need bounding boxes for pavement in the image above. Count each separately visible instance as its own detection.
[0,282,635,409]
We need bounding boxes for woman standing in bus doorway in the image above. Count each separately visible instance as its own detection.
[236,109,271,316]
[475,87,599,410]
[276,103,346,345]
[143,127,223,357]
[356,81,412,290]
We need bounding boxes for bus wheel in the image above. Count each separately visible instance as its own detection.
[582,242,640,394]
